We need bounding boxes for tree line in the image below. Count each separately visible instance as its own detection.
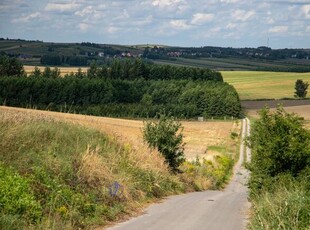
[0,77,241,118]
[0,55,240,118]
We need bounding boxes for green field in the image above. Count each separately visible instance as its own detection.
[222,71,310,100]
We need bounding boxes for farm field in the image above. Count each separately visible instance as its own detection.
[24,65,88,76]
[246,105,310,129]
[24,65,310,100]
[153,57,310,71]
[0,106,240,161]
[222,71,310,100]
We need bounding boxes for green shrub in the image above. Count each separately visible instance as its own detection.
[181,154,234,190]
[248,106,310,229]
[0,164,42,223]
[142,113,185,172]
[248,106,310,182]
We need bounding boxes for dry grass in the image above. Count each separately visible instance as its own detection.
[24,65,88,76]
[0,106,239,161]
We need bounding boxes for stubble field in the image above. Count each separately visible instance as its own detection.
[0,106,239,161]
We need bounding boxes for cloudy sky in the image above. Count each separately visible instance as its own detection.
[0,0,309,48]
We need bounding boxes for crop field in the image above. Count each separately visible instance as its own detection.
[24,65,88,76]
[24,66,310,100]
[222,71,310,100]
[153,57,310,71]
[0,106,240,161]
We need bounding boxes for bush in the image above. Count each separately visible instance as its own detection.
[248,106,310,181]
[0,164,42,223]
[247,106,310,229]
[142,113,185,172]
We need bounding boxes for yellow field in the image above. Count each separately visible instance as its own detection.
[246,105,310,129]
[24,65,88,76]
[222,71,310,100]
[0,106,240,160]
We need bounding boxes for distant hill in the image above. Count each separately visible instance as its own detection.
[1,38,309,71]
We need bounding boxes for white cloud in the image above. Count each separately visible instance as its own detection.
[191,13,214,25]
[106,26,119,34]
[301,5,310,19]
[306,26,310,32]
[152,0,183,7]
[77,23,90,32]
[12,12,41,23]
[266,18,275,25]
[269,26,288,33]
[210,27,221,33]
[220,0,241,3]
[45,3,80,12]
[226,23,237,29]
[170,19,191,29]
[75,6,94,17]
[232,10,255,22]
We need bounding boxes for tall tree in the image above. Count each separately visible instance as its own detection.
[294,79,309,98]
[0,56,25,77]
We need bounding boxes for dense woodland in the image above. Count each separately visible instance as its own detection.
[0,56,241,118]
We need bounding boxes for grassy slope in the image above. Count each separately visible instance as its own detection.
[0,110,182,229]
[222,71,310,100]
[0,108,237,229]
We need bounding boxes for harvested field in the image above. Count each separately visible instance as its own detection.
[246,105,310,129]
[24,65,88,76]
[0,106,240,160]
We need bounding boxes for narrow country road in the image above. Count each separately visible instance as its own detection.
[107,118,251,230]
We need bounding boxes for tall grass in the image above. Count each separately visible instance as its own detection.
[249,176,310,230]
[0,109,237,229]
[0,110,183,229]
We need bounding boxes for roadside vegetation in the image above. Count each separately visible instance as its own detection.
[0,109,239,229]
[247,107,310,229]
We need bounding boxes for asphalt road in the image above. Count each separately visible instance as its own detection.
[107,118,251,230]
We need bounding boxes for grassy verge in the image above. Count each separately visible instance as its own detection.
[247,108,310,229]
[248,174,310,230]
[0,110,237,229]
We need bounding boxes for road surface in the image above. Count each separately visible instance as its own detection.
[107,118,251,230]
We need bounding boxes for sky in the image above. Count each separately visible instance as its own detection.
[0,0,309,49]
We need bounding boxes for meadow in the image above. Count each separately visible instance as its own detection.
[222,71,310,100]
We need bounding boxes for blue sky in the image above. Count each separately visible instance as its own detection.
[0,0,309,48]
